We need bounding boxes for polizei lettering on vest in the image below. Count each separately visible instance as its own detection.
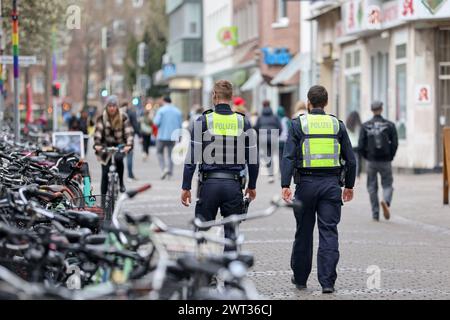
[310,121,332,130]
[214,122,237,131]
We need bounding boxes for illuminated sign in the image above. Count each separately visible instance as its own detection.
[261,47,292,66]
[217,27,238,47]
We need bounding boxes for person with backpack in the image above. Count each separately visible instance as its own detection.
[358,101,398,221]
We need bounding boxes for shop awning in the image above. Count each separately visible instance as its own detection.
[271,53,304,85]
[241,70,263,92]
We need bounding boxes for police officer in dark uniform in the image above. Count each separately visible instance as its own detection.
[181,80,259,250]
[281,85,356,294]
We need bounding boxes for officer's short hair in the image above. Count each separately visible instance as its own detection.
[308,85,328,109]
[213,80,233,101]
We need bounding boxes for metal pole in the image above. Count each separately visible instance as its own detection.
[12,0,20,142]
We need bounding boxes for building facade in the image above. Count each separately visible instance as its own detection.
[156,0,203,116]
[202,0,235,108]
[311,0,450,170]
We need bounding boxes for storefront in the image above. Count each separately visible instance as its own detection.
[336,0,450,169]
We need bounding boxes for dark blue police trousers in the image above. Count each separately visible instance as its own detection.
[292,175,342,288]
[195,179,244,251]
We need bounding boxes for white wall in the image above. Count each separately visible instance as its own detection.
[202,0,233,77]
[202,0,234,106]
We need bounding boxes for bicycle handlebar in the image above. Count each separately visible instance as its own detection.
[150,217,235,248]
[192,197,303,229]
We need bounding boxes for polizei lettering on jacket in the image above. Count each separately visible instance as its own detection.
[214,122,237,131]
[310,121,332,130]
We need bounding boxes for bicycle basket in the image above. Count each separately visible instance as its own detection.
[152,227,224,259]
[68,195,113,221]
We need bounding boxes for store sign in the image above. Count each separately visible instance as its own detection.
[367,5,382,29]
[415,84,432,104]
[163,63,176,79]
[261,47,292,66]
[342,0,402,35]
[217,27,238,47]
[400,0,450,19]
[342,0,365,34]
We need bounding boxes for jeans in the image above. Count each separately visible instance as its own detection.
[126,150,135,179]
[142,134,151,155]
[156,140,176,175]
[366,161,394,218]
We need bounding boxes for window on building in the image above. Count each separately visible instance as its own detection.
[277,0,287,20]
[33,73,45,94]
[113,47,125,66]
[346,74,361,115]
[113,20,127,37]
[345,49,361,116]
[395,44,407,140]
[185,3,201,37]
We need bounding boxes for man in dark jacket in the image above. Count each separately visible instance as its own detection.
[254,100,282,183]
[358,101,398,221]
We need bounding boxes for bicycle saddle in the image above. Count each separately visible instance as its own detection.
[62,210,100,231]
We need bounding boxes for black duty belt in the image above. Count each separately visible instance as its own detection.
[201,172,240,181]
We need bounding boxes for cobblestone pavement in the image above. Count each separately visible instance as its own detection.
[87,143,450,300]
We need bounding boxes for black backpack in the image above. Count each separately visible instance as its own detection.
[365,121,391,158]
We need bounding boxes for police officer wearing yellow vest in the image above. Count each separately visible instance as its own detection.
[281,85,356,294]
[181,80,259,250]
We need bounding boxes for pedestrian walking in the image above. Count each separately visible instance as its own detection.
[346,111,363,179]
[140,109,153,161]
[281,85,356,294]
[277,106,290,173]
[181,80,259,251]
[93,95,134,195]
[254,100,281,183]
[358,101,398,221]
[120,102,141,182]
[154,96,183,180]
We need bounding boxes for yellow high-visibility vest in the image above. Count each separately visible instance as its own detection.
[299,114,342,169]
[206,112,244,136]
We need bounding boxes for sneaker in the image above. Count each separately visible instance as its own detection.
[291,276,307,290]
[160,171,169,180]
[381,201,390,220]
[322,287,335,294]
